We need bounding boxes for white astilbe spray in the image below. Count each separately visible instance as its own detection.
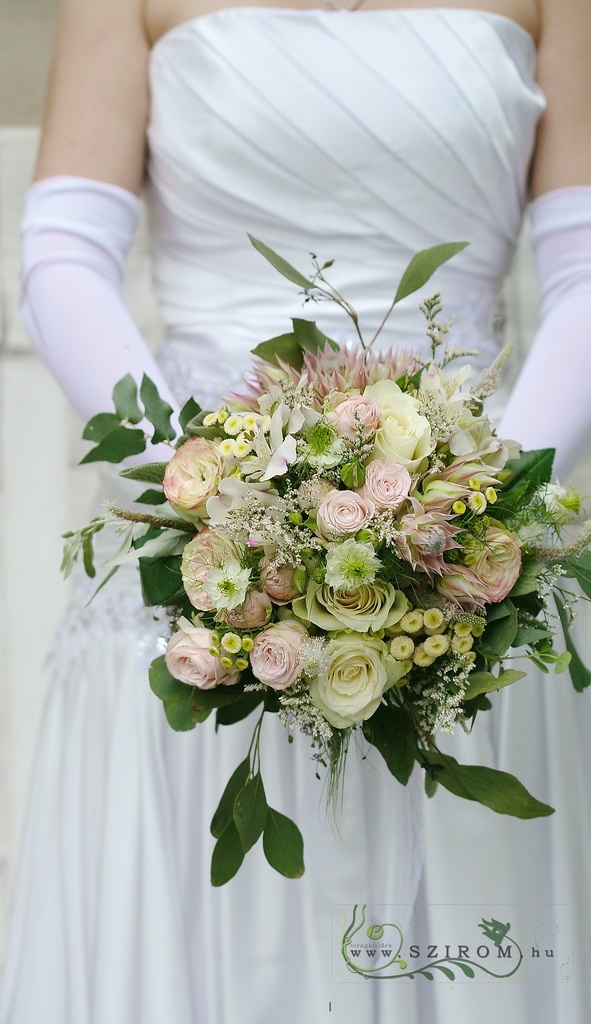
[471,343,513,400]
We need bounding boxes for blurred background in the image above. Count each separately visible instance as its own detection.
[1,0,590,964]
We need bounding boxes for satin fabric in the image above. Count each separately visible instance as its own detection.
[1,8,588,1023]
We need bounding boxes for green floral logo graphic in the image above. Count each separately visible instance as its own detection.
[341,905,523,981]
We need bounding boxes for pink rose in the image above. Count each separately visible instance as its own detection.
[332,394,380,440]
[163,437,225,524]
[250,620,308,689]
[165,617,239,688]
[358,458,411,511]
[470,527,522,603]
[317,489,375,539]
[224,589,273,628]
[260,561,299,605]
[181,527,241,611]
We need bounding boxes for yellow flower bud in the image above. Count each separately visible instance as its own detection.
[209,647,220,658]
[400,610,424,634]
[453,621,472,637]
[468,477,481,490]
[241,636,254,652]
[423,634,450,658]
[235,658,249,670]
[452,500,467,515]
[451,634,474,654]
[217,407,229,424]
[412,643,435,667]
[484,487,498,503]
[471,621,485,637]
[390,635,415,661]
[219,656,234,669]
[424,608,445,633]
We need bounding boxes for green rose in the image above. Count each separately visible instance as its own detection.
[292,580,409,633]
[308,633,404,729]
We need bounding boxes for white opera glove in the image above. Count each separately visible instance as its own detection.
[498,186,591,478]
[20,175,181,463]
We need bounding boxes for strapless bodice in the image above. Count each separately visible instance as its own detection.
[145,6,545,407]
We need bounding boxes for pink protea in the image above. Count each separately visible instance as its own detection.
[226,343,420,412]
[396,499,463,579]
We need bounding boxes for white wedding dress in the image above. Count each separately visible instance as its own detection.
[1,8,589,1023]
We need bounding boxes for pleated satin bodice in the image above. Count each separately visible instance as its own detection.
[146,6,545,406]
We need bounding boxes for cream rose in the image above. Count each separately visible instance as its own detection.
[316,489,375,539]
[163,437,226,524]
[292,580,409,632]
[224,588,273,628]
[364,379,432,472]
[165,617,239,688]
[250,620,308,689]
[181,528,241,611]
[331,394,380,440]
[470,527,522,603]
[358,458,412,511]
[308,634,404,729]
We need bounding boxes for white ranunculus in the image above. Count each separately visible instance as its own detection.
[364,379,432,472]
[308,634,403,729]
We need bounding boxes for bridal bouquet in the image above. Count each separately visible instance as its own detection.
[64,238,591,885]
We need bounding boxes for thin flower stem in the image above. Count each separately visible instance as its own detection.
[105,504,195,533]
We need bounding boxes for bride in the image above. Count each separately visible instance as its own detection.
[1,0,590,1021]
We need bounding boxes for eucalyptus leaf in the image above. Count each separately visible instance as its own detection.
[136,488,168,505]
[179,396,202,433]
[148,656,207,730]
[554,591,591,691]
[140,374,176,444]
[251,332,304,371]
[248,234,313,289]
[463,668,526,701]
[211,818,245,886]
[422,751,554,818]
[513,626,550,647]
[263,808,305,878]
[216,690,265,726]
[112,373,143,423]
[139,554,184,606]
[233,773,269,853]
[563,554,591,600]
[392,242,468,305]
[211,757,251,839]
[291,318,339,354]
[481,600,518,656]
[80,426,146,465]
[82,533,96,578]
[82,412,121,443]
[362,704,417,786]
[119,462,168,485]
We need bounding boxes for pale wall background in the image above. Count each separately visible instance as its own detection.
[1,0,591,966]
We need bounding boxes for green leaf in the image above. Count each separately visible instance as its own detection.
[463,669,526,701]
[554,651,572,674]
[263,808,305,878]
[216,690,265,726]
[503,448,555,500]
[148,655,206,731]
[291,318,339,354]
[340,461,366,489]
[424,771,439,798]
[554,591,591,692]
[456,962,475,978]
[119,462,168,485]
[421,972,434,981]
[513,625,550,647]
[140,374,176,444]
[211,757,251,838]
[80,426,146,465]
[139,555,184,606]
[82,412,121,442]
[251,332,304,371]
[112,373,143,423]
[191,683,250,714]
[392,242,468,305]
[82,533,96,578]
[179,397,202,433]
[362,704,417,786]
[136,488,168,505]
[422,751,554,819]
[481,600,518,656]
[563,553,591,600]
[233,773,269,853]
[211,818,245,886]
[248,234,313,289]
[509,562,544,597]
